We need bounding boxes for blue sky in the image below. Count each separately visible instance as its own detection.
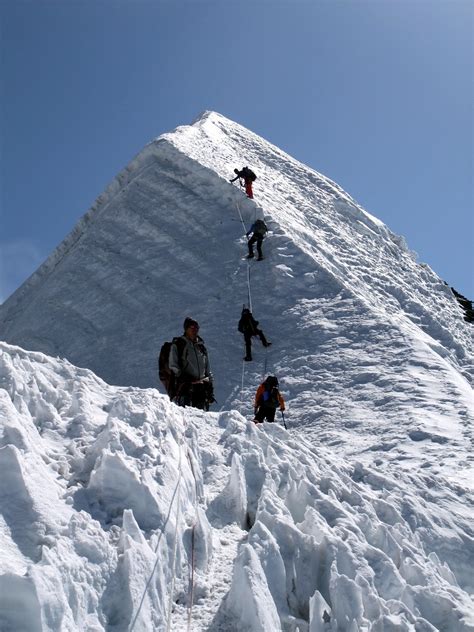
[1,0,473,302]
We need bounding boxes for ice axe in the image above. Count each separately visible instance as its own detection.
[280,410,287,430]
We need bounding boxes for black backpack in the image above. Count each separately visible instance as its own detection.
[260,377,280,408]
[242,166,257,182]
[253,219,268,236]
[158,337,186,399]
[238,309,258,334]
[260,376,280,408]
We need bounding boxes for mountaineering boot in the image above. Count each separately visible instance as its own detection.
[247,253,255,259]
[257,255,264,261]
[263,341,272,347]
[244,356,252,361]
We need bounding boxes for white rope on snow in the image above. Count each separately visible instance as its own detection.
[235,199,253,313]
[186,449,200,632]
[130,428,185,632]
[166,436,184,632]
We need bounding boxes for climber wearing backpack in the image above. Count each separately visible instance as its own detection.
[238,307,271,361]
[246,219,268,260]
[230,166,257,199]
[253,376,285,424]
[168,317,214,411]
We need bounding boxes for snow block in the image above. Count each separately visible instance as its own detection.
[104,512,167,632]
[0,573,42,632]
[248,522,289,619]
[29,562,78,631]
[226,543,281,631]
[309,590,331,632]
[183,506,213,573]
[0,390,41,453]
[329,562,364,629]
[87,450,162,530]
[207,452,248,528]
[0,445,65,563]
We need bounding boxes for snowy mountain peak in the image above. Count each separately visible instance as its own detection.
[0,112,472,468]
[0,113,473,630]
[190,109,220,126]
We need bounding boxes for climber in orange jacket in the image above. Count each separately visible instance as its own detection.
[254,375,285,423]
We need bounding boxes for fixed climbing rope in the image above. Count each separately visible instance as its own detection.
[129,431,184,632]
[186,449,200,632]
[166,437,183,631]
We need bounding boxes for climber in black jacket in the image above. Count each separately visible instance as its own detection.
[238,307,271,361]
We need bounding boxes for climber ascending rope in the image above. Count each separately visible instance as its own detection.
[229,166,257,199]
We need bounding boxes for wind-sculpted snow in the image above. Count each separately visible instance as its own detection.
[1,342,473,631]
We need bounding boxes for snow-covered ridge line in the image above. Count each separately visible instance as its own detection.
[1,341,473,631]
[171,111,394,239]
[167,112,472,376]
[191,111,383,229]
[0,137,166,318]
[1,114,242,318]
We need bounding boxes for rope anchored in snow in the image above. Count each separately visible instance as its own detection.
[234,196,287,430]
[235,199,254,312]
[234,199,247,236]
[240,358,246,415]
[129,429,185,632]
[235,197,255,418]
[166,434,184,632]
[186,449,199,632]
[246,261,253,313]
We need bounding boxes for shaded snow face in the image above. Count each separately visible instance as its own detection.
[0,342,473,632]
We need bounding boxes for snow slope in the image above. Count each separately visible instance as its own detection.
[0,112,471,476]
[1,341,473,631]
[0,112,473,630]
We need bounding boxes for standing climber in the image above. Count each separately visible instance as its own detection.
[238,307,271,361]
[253,376,285,423]
[230,166,257,199]
[246,219,268,260]
[169,317,215,411]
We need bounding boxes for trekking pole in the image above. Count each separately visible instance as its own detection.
[280,410,287,430]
